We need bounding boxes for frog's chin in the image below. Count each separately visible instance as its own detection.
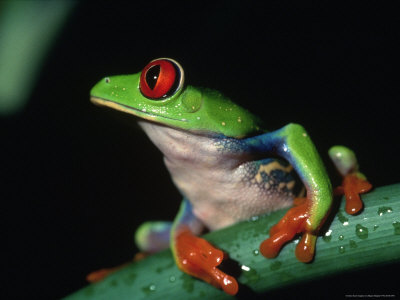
[90,96,186,124]
[91,96,219,138]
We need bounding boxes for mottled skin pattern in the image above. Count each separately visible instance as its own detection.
[140,121,299,230]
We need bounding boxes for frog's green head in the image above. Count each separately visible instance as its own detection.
[90,58,263,137]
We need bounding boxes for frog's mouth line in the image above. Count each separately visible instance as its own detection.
[90,97,188,123]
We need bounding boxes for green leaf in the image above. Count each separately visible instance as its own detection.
[64,184,400,299]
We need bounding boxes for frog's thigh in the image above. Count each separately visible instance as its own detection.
[134,221,172,253]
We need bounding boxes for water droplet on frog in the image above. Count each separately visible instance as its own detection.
[253,249,259,256]
[338,235,344,241]
[169,276,176,283]
[338,246,345,254]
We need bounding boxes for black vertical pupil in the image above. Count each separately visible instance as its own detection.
[145,65,160,90]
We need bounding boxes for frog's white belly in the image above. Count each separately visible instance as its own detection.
[139,121,297,231]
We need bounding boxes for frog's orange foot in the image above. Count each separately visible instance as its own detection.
[133,251,150,261]
[260,199,317,263]
[334,174,372,215]
[86,263,129,283]
[175,230,238,295]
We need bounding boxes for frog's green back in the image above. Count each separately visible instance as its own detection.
[195,87,264,137]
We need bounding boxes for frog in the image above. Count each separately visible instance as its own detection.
[88,58,372,295]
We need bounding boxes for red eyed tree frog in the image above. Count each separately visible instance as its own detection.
[89,58,372,295]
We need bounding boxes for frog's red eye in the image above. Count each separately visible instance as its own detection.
[140,58,184,100]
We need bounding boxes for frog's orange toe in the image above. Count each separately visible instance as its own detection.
[175,230,239,295]
[86,263,129,283]
[133,252,149,261]
[260,199,314,261]
[337,174,372,215]
[209,269,239,295]
[260,231,291,258]
[295,232,316,263]
[345,193,363,215]
[86,268,116,283]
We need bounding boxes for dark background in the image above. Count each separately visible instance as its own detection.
[2,1,399,299]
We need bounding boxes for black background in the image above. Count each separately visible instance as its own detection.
[2,1,399,299]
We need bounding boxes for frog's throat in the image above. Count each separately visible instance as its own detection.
[90,97,188,123]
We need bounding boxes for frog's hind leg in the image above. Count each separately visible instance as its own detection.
[86,221,172,283]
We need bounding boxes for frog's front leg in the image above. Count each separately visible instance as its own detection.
[329,146,372,215]
[245,123,333,262]
[171,199,239,295]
